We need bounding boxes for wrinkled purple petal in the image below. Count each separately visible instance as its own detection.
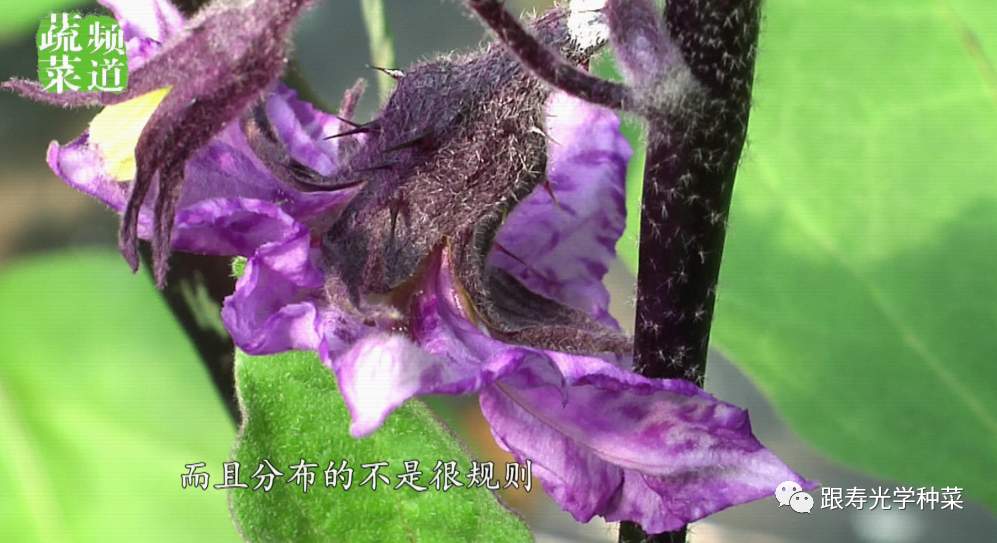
[480,356,817,532]
[330,247,626,439]
[265,85,343,176]
[480,385,622,519]
[170,197,306,257]
[222,215,329,354]
[179,123,352,222]
[221,214,375,362]
[334,334,451,437]
[337,337,575,438]
[492,91,631,326]
[601,460,817,534]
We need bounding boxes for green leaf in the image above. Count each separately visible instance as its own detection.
[0,0,92,40]
[229,349,533,543]
[0,251,240,542]
[620,0,997,511]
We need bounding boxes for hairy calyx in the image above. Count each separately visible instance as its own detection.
[244,8,631,355]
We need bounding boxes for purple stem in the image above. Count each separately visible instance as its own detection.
[622,0,762,541]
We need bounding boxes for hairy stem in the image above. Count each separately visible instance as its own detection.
[621,0,762,541]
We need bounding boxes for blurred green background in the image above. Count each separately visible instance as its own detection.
[1,1,995,542]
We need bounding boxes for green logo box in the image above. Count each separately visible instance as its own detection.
[37,13,129,94]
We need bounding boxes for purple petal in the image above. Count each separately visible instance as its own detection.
[98,0,184,43]
[222,216,330,355]
[170,197,307,257]
[332,246,629,438]
[480,353,818,532]
[265,85,343,176]
[334,335,452,437]
[480,385,622,519]
[221,215,377,367]
[180,122,353,222]
[602,461,817,534]
[491,91,631,325]
[47,133,130,214]
[336,336,573,439]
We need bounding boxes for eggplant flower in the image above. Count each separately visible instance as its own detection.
[5,0,816,534]
[226,7,816,534]
[227,86,815,533]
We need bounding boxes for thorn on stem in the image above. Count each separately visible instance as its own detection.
[325,122,380,140]
[367,64,406,80]
[383,131,435,153]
